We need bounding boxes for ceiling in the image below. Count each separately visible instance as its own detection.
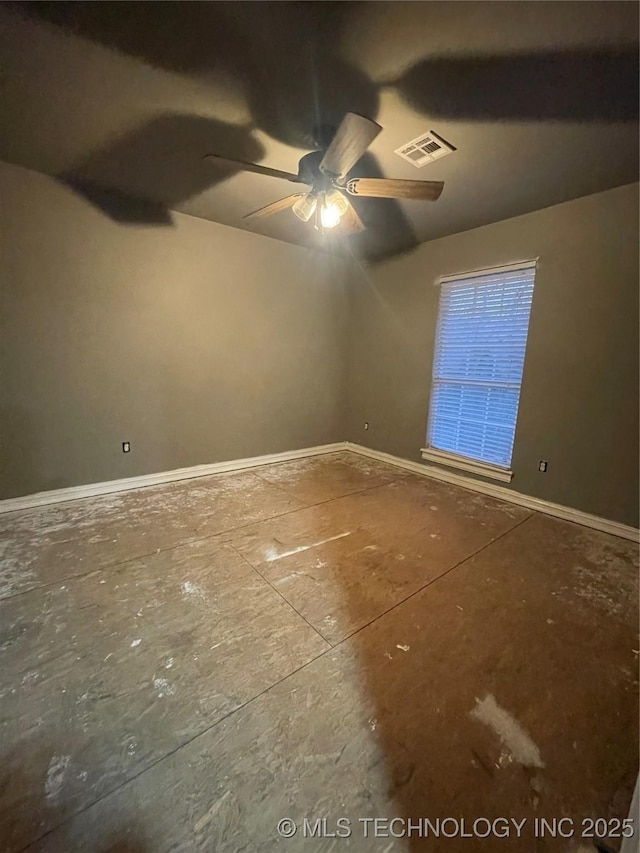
[0,1,637,261]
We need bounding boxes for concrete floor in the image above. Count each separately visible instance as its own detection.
[0,451,637,852]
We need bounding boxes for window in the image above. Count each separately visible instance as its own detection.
[422,261,536,482]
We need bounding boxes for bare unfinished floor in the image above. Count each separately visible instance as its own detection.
[1,451,638,852]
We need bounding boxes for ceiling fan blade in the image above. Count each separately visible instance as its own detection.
[339,201,366,235]
[346,177,444,201]
[319,113,382,180]
[204,154,303,183]
[243,194,304,220]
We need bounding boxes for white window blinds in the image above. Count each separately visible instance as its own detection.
[427,262,536,469]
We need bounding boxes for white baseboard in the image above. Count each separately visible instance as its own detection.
[3,440,638,543]
[0,443,349,514]
[347,442,640,543]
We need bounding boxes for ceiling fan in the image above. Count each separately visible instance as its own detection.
[203,113,444,236]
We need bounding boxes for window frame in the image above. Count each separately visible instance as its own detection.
[421,260,537,483]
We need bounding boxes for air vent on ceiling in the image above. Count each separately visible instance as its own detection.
[395,130,455,168]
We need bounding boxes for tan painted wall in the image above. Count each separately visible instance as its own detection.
[0,162,350,499]
[346,183,639,527]
[2,162,637,528]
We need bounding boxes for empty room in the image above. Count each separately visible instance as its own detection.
[1,2,638,851]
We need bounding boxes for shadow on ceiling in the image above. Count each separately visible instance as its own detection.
[16,1,639,258]
[17,1,380,150]
[390,48,639,123]
[60,113,264,225]
[20,1,639,127]
[24,0,395,257]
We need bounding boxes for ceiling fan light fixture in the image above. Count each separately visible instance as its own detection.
[320,189,349,229]
[292,193,317,222]
[206,112,444,234]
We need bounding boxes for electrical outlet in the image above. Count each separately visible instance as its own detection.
[122,442,131,453]
[538,460,547,472]
[364,422,369,431]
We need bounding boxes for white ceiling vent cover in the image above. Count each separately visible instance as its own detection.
[395,130,455,168]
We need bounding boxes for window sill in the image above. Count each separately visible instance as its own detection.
[420,447,513,484]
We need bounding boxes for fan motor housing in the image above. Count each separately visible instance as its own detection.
[297,151,328,188]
